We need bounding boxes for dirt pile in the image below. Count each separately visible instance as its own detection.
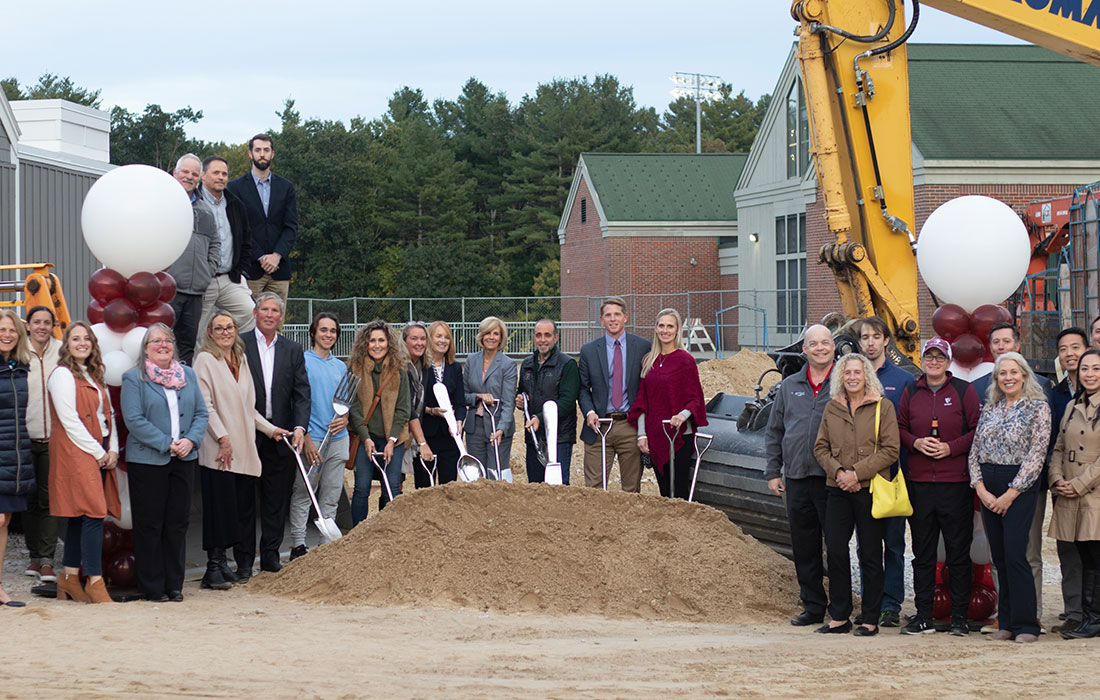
[253,480,797,623]
[697,350,780,398]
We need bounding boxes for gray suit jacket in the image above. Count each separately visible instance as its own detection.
[462,350,517,438]
[577,332,651,444]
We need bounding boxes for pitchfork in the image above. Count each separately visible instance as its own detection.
[317,370,360,459]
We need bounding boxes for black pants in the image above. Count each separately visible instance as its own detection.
[129,458,193,597]
[980,463,1039,636]
[785,475,828,617]
[235,438,295,569]
[200,466,242,552]
[423,434,459,486]
[908,481,973,621]
[654,440,694,500]
[170,292,203,365]
[825,486,885,624]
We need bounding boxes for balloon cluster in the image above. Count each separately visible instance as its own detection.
[932,563,997,622]
[87,269,177,386]
[930,303,1012,381]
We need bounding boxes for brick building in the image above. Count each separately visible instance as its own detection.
[558,153,746,337]
[734,43,1100,349]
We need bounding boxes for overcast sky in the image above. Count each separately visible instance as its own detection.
[6,1,1021,143]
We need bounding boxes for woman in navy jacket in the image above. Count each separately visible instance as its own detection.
[0,310,33,606]
[121,323,208,602]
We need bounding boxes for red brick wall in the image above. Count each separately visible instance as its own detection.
[607,236,720,331]
[560,178,606,322]
[719,272,740,350]
[806,192,842,326]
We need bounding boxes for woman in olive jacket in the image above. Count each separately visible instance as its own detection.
[813,352,900,637]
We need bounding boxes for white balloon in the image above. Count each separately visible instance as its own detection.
[916,195,1030,313]
[81,164,193,277]
[121,326,147,363]
[103,350,136,387]
[91,323,125,355]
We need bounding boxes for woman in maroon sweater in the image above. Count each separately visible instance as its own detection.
[629,309,707,499]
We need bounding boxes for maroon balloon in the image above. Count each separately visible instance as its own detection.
[106,552,137,589]
[87,299,105,325]
[968,587,997,621]
[969,304,1013,343]
[951,333,984,366]
[102,297,138,333]
[102,522,122,558]
[88,268,127,304]
[138,301,176,328]
[932,584,951,621]
[155,271,177,303]
[125,271,162,309]
[931,304,971,341]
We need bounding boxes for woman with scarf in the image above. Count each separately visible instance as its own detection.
[121,323,208,602]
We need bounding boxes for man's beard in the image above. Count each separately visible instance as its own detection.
[252,157,271,171]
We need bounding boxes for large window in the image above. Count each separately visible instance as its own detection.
[786,80,810,179]
[776,213,807,334]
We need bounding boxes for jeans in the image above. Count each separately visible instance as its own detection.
[881,516,906,613]
[352,438,404,525]
[980,463,1039,636]
[525,442,572,485]
[785,475,828,617]
[61,515,104,576]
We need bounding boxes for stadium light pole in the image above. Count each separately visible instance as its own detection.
[670,72,723,154]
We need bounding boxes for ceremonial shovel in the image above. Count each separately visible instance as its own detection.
[282,435,342,543]
[481,398,513,483]
[368,450,397,504]
[432,383,484,482]
[662,420,684,499]
[521,393,548,467]
[596,418,614,491]
[687,432,714,503]
[317,370,361,459]
[542,400,563,485]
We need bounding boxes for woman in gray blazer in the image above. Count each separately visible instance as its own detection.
[121,323,208,602]
[463,317,517,481]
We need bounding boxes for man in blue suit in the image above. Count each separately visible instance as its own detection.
[226,133,298,306]
[577,297,651,492]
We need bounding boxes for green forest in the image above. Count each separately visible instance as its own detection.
[4,73,768,299]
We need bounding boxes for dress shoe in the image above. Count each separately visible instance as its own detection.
[988,629,1015,641]
[145,593,169,603]
[1015,633,1038,643]
[260,557,283,573]
[790,611,824,626]
[814,620,853,634]
[853,625,879,637]
[201,561,233,591]
[235,567,252,584]
[167,591,184,602]
[290,545,308,561]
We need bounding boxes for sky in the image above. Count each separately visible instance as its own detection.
[5,1,1022,143]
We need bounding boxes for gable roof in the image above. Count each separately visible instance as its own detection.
[908,43,1100,160]
[578,152,747,222]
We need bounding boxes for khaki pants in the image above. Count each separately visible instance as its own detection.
[247,275,290,306]
[583,419,642,493]
[200,274,256,338]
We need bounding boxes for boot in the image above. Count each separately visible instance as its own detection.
[214,548,238,584]
[56,572,89,603]
[83,577,115,604]
[200,553,232,591]
[1064,570,1100,639]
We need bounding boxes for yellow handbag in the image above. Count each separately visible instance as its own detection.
[869,399,913,519]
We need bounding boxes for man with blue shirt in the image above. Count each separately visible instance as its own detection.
[858,315,917,628]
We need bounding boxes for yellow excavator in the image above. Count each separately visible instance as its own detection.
[792,0,1100,365]
[0,263,71,338]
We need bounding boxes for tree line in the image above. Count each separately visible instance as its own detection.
[3,73,769,299]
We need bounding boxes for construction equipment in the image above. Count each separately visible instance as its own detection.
[0,263,70,337]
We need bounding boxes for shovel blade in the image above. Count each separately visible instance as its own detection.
[316,517,342,543]
[545,462,563,485]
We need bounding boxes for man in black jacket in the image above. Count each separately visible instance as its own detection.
[198,156,255,334]
[518,319,579,484]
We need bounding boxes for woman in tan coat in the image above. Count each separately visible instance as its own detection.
[813,352,900,637]
[1050,348,1100,639]
[48,322,120,604]
[193,312,290,589]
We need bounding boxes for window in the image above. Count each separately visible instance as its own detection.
[786,80,810,179]
[581,198,587,223]
[775,213,807,334]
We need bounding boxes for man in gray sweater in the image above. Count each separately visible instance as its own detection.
[168,153,219,364]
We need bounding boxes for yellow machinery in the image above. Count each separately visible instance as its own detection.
[791,0,1100,365]
[0,263,71,338]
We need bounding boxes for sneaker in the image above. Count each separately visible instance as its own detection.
[39,564,57,583]
[289,545,308,561]
[949,620,969,637]
[24,561,41,578]
[1038,620,1047,635]
[879,610,901,627]
[901,618,935,635]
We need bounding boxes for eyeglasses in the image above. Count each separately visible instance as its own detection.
[923,354,948,363]
[212,326,236,334]
[146,339,173,347]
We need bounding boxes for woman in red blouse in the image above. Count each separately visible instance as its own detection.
[629,308,707,499]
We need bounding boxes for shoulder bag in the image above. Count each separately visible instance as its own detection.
[869,398,913,519]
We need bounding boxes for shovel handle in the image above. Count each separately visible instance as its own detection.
[282,435,324,516]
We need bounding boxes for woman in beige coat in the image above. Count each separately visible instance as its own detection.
[193,311,290,589]
[1050,348,1100,639]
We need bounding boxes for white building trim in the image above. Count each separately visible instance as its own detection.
[557,154,610,244]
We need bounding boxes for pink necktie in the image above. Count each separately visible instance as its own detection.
[611,340,623,410]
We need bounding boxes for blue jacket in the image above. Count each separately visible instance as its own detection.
[121,366,209,465]
[0,360,33,496]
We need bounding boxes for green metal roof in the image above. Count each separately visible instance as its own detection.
[909,43,1100,160]
[581,153,747,221]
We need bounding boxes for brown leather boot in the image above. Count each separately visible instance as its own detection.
[56,572,90,603]
[83,577,115,604]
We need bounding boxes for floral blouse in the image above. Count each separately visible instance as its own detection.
[967,398,1051,491]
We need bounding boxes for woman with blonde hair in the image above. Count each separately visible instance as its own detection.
[0,310,34,606]
[193,311,289,588]
[48,321,120,604]
[402,322,436,488]
[629,308,707,499]
[463,316,517,481]
[813,352,900,637]
[969,350,1051,643]
[421,321,465,485]
[349,320,410,523]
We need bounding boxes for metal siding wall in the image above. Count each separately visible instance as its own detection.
[20,161,99,320]
[0,164,14,266]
